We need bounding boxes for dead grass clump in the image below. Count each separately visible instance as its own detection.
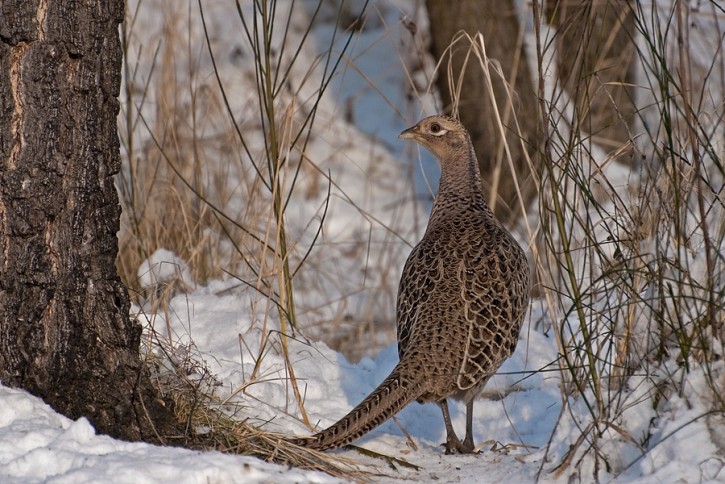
[143,331,368,479]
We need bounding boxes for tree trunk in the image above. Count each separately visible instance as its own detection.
[426,0,540,225]
[0,0,177,442]
[547,0,637,157]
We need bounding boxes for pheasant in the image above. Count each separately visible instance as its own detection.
[294,115,530,453]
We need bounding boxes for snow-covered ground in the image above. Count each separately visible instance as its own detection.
[2,0,724,482]
[1,288,722,482]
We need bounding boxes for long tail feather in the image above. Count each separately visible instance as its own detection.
[291,362,424,451]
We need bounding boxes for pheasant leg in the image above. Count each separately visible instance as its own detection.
[461,398,476,452]
[439,399,476,454]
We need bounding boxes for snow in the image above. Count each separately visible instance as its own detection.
[137,248,193,291]
[3,291,723,482]
[2,0,724,483]
[0,384,334,484]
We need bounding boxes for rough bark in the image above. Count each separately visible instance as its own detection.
[0,0,177,442]
[547,0,637,157]
[426,0,540,225]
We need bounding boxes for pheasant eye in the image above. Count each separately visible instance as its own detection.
[430,123,441,133]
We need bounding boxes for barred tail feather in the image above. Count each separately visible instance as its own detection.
[291,363,424,451]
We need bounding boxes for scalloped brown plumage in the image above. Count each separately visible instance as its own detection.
[292,115,530,454]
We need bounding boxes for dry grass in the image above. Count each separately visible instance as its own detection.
[119,0,259,296]
[118,0,411,478]
[530,0,725,477]
[141,329,370,479]
[118,0,418,360]
[118,0,724,480]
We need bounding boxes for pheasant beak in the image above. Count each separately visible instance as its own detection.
[399,125,419,140]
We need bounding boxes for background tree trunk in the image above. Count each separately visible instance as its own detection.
[0,0,177,442]
[426,0,540,225]
[546,0,637,157]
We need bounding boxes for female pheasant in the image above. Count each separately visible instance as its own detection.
[294,115,530,453]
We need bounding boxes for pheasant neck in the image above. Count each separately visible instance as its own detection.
[434,144,489,215]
